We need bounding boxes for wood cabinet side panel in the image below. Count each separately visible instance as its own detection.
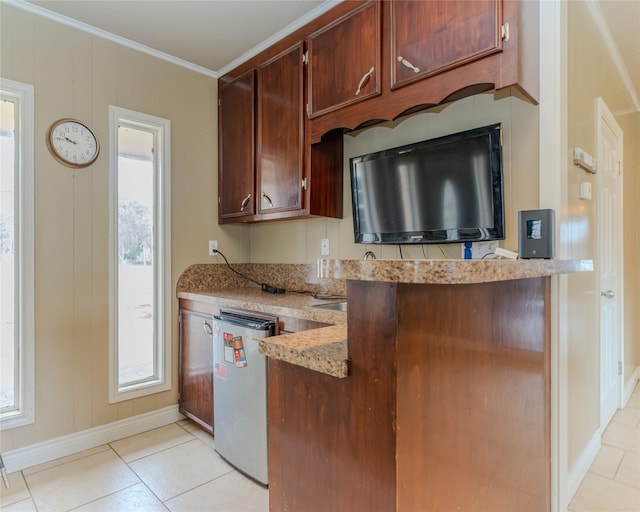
[395,278,550,511]
[309,131,344,218]
[268,280,398,511]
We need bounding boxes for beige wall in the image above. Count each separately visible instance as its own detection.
[248,92,539,262]
[3,2,639,479]
[620,113,640,385]
[0,4,241,451]
[566,1,640,468]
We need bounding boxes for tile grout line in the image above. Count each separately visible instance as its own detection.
[108,434,199,464]
[19,469,39,512]
[21,445,112,477]
[106,422,224,507]
[65,480,144,512]
[161,467,237,506]
[109,441,169,510]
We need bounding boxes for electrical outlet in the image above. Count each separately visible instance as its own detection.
[461,241,498,259]
[208,240,218,256]
[320,238,330,256]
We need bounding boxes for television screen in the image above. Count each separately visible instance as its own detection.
[350,123,504,245]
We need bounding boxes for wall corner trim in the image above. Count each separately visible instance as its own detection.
[567,429,602,503]
[584,0,640,112]
[623,366,640,407]
[1,405,185,473]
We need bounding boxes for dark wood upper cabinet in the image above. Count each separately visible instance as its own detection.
[218,41,343,224]
[216,0,537,222]
[308,0,538,142]
[218,70,255,221]
[257,43,305,215]
[391,0,502,90]
[307,1,380,118]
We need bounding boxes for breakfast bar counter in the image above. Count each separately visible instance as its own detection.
[266,258,592,512]
[176,259,593,511]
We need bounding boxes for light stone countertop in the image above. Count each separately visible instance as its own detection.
[317,258,593,284]
[178,287,347,326]
[178,287,350,378]
[179,258,593,379]
[258,324,348,378]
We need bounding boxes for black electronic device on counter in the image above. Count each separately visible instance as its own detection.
[349,123,505,245]
[518,209,555,259]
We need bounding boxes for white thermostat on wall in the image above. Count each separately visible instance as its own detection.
[579,181,592,200]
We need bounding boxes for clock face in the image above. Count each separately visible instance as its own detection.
[47,119,100,168]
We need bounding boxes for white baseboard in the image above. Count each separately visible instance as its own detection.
[566,367,639,501]
[2,405,184,473]
[622,367,640,407]
[567,429,601,502]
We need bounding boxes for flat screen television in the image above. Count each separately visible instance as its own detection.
[349,123,505,245]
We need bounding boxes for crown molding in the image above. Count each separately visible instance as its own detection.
[585,0,640,112]
[216,0,340,76]
[6,0,342,80]
[5,0,219,78]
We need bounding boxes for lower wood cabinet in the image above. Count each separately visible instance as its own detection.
[268,278,551,511]
[178,297,332,434]
[179,304,216,433]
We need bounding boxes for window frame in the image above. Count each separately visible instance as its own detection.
[0,77,35,430]
[108,105,171,403]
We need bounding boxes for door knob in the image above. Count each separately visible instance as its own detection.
[600,290,615,299]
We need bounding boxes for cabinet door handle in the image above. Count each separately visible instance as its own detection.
[203,320,213,336]
[240,193,251,211]
[262,192,274,208]
[355,66,375,96]
[397,56,420,73]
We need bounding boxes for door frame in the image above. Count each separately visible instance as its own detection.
[595,96,624,431]
[538,1,569,510]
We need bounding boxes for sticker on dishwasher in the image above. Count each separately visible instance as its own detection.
[233,336,248,368]
[214,362,227,381]
[223,332,234,363]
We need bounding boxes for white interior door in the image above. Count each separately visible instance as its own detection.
[597,98,623,431]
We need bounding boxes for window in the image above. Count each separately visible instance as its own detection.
[0,78,34,429]
[109,106,171,403]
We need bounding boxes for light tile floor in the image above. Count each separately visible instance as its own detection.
[1,386,638,511]
[569,383,640,512]
[0,420,268,512]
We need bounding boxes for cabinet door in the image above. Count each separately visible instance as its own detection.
[307,0,380,118]
[218,70,255,221]
[257,43,305,215]
[179,309,214,433]
[391,0,502,90]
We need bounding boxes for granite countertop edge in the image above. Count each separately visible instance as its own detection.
[317,258,594,283]
[258,325,348,379]
[178,288,349,379]
[178,259,593,380]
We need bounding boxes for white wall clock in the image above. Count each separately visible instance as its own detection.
[46,118,100,168]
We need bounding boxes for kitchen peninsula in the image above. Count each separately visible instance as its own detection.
[177,258,591,511]
[262,258,591,512]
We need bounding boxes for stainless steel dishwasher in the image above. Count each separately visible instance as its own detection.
[212,311,275,485]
